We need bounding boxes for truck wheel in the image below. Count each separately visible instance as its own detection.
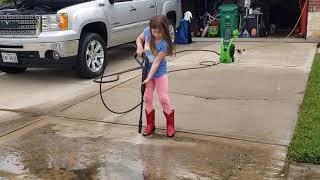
[0,66,27,73]
[168,20,176,42]
[77,33,107,79]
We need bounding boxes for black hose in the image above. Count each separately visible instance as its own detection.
[174,49,220,56]
[94,53,145,114]
[93,47,220,115]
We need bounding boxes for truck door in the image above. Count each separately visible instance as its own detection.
[133,0,156,31]
[106,0,140,46]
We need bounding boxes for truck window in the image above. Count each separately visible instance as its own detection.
[113,0,132,3]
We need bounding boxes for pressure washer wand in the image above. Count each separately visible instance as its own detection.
[138,54,149,133]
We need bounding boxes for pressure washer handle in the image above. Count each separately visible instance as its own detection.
[134,53,149,83]
[142,54,149,81]
[134,53,144,67]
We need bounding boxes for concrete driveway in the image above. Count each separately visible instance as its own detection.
[0,41,317,179]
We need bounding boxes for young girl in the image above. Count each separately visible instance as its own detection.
[136,15,175,137]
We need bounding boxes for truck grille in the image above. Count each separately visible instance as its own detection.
[0,15,40,37]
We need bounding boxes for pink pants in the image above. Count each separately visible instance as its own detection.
[144,74,172,114]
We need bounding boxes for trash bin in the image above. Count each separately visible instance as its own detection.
[218,3,240,38]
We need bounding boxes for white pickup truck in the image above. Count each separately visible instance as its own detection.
[0,0,181,78]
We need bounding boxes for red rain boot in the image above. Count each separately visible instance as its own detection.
[143,109,155,136]
[164,110,175,137]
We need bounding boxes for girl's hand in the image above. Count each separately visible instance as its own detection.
[142,77,151,84]
[136,47,144,57]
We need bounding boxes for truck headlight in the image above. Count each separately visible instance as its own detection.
[59,14,69,30]
[42,14,68,31]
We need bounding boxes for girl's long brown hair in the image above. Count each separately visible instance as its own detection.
[149,15,174,56]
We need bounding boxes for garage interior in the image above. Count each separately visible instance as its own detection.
[181,0,306,39]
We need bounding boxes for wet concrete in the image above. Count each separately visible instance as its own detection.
[0,110,40,137]
[288,162,320,180]
[0,117,287,179]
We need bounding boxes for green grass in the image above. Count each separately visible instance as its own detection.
[0,0,12,7]
[288,54,320,164]
[0,0,12,4]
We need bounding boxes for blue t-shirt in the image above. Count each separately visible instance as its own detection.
[143,27,168,79]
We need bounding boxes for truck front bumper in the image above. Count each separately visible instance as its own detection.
[0,40,79,58]
[0,40,79,67]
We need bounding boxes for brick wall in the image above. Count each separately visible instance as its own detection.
[309,0,320,12]
[307,0,320,39]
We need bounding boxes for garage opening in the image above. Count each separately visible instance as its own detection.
[266,0,302,37]
[181,0,307,39]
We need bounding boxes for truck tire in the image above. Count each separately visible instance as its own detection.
[0,66,27,74]
[77,33,107,79]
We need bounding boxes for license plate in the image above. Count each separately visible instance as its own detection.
[1,53,18,63]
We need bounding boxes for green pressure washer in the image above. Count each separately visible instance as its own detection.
[220,17,239,63]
